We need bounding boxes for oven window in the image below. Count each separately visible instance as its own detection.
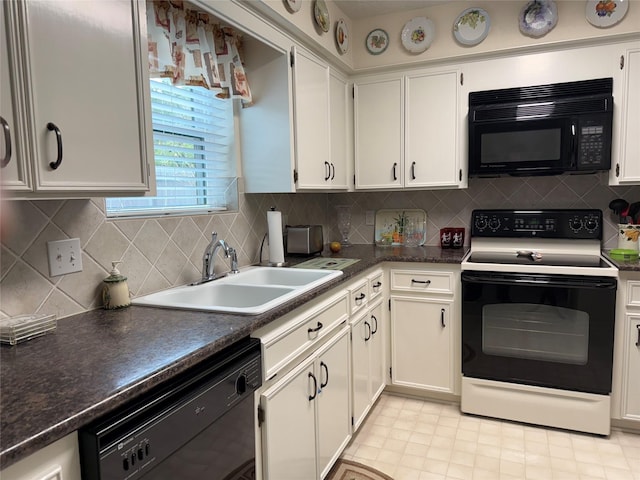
[482,303,589,365]
[481,129,561,164]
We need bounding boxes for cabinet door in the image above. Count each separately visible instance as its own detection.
[292,46,331,189]
[405,71,460,188]
[622,315,640,421]
[329,70,349,189]
[615,48,640,184]
[351,310,371,430]
[22,0,150,193]
[316,328,351,479]
[354,78,403,189]
[0,2,30,191]
[260,358,317,480]
[390,296,453,393]
[369,300,386,402]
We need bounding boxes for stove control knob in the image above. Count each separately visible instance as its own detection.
[569,218,583,232]
[585,217,599,231]
[474,217,487,231]
[488,217,501,231]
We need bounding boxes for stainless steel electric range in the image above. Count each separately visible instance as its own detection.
[460,209,617,435]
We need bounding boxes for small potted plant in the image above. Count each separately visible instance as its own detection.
[393,211,408,244]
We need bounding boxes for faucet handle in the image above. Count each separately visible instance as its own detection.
[211,231,218,241]
[228,247,239,274]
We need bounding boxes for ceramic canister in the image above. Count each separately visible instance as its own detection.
[617,224,640,251]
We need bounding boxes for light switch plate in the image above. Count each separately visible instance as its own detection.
[47,238,83,276]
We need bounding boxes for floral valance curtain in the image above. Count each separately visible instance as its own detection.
[147,0,252,107]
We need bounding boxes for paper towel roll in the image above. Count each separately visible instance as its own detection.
[268,210,285,265]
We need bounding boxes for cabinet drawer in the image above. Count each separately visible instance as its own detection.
[627,281,640,308]
[390,269,454,295]
[261,293,349,379]
[349,279,369,316]
[369,270,384,301]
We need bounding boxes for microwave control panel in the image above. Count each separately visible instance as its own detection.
[576,117,611,169]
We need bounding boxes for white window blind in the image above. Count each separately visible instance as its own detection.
[106,78,236,218]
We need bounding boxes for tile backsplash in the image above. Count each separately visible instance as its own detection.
[1,172,638,319]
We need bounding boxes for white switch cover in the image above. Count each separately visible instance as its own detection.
[47,238,83,276]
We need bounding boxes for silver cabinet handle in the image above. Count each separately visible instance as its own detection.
[0,116,11,168]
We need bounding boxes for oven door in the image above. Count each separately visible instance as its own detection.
[461,271,616,394]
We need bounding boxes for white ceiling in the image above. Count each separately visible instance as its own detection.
[332,0,448,20]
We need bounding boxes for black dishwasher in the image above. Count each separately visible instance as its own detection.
[79,337,261,480]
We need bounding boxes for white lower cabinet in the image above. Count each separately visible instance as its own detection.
[0,433,80,480]
[391,296,453,393]
[351,299,386,430]
[389,264,460,395]
[259,326,351,480]
[621,314,640,422]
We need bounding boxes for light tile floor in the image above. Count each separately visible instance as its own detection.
[341,393,640,480]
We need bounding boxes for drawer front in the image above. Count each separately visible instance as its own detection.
[349,279,369,316]
[390,269,454,295]
[263,293,349,379]
[628,281,640,308]
[369,270,384,301]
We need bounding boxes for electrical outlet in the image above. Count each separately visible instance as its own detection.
[47,238,83,276]
[365,210,375,226]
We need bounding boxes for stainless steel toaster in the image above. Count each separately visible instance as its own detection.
[286,225,323,255]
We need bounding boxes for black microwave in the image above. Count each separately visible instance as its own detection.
[468,78,613,177]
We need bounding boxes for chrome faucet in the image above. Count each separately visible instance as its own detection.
[199,232,239,283]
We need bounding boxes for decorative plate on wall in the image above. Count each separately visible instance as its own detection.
[453,8,491,46]
[586,0,629,27]
[365,28,389,55]
[284,0,301,13]
[336,18,349,54]
[401,16,435,53]
[519,0,558,38]
[314,0,330,33]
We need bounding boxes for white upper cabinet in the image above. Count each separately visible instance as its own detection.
[405,70,461,188]
[354,76,404,189]
[328,70,349,189]
[354,69,464,190]
[2,0,152,197]
[242,45,349,192]
[292,46,331,189]
[292,47,348,190]
[611,47,640,185]
[1,1,30,191]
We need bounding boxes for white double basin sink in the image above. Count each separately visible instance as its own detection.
[132,266,343,315]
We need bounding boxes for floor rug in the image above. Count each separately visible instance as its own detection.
[325,459,394,480]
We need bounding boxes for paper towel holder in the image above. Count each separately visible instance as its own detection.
[261,207,287,267]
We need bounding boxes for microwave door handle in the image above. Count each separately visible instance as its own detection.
[570,122,577,168]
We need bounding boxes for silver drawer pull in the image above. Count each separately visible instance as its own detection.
[411,279,431,286]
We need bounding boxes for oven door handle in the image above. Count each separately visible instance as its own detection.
[462,272,616,289]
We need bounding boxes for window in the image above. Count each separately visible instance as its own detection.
[106,78,237,218]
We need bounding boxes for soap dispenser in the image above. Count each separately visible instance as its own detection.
[102,261,131,309]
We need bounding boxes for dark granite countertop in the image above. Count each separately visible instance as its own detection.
[603,250,640,272]
[0,245,467,470]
